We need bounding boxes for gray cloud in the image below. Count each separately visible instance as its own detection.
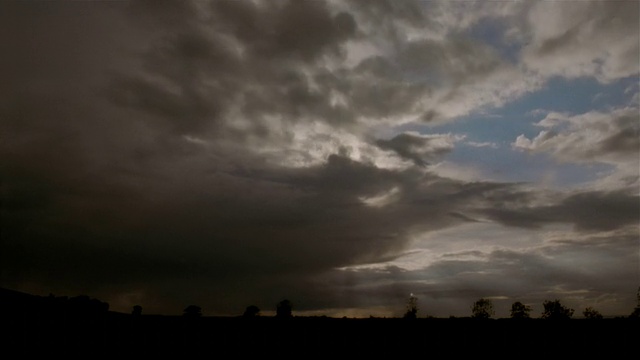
[335,226,638,317]
[598,113,640,156]
[478,189,639,232]
[523,0,640,82]
[397,37,503,86]
[211,0,357,61]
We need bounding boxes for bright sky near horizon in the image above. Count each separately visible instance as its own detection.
[1,0,639,318]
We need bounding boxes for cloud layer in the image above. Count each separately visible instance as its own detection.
[1,0,638,317]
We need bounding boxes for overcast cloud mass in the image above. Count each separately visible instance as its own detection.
[1,0,638,318]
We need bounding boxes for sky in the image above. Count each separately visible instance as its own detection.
[1,0,639,319]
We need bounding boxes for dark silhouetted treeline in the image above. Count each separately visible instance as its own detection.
[1,288,637,356]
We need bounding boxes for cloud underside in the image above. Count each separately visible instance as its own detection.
[1,0,638,315]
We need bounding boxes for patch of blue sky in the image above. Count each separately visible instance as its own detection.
[420,76,630,186]
[423,75,638,145]
[513,75,638,114]
[589,76,639,108]
[442,142,614,188]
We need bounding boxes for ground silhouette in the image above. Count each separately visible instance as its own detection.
[1,287,637,356]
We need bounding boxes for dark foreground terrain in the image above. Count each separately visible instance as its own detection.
[1,288,637,356]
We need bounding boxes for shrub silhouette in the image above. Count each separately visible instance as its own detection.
[183,305,202,317]
[243,305,260,318]
[582,307,603,319]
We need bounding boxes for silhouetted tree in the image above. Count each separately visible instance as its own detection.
[510,301,532,319]
[403,293,418,319]
[541,299,573,320]
[582,307,603,319]
[471,298,494,319]
[183,305,202,317]
[276,299,293,318]
[132,305,142,316]
[243,305,260,318]
[631,286,640,319]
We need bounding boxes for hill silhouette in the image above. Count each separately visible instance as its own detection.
[1,287,636,356]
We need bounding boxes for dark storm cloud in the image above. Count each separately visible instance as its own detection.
[105,0,361,140]
[559,190,640,232]
[109,0,516,140]
[211,0,357,61]
[1,140,517,314]
[375,132,456,166]
[2,61,525,312]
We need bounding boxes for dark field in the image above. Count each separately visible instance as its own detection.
[1,288,637,356]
